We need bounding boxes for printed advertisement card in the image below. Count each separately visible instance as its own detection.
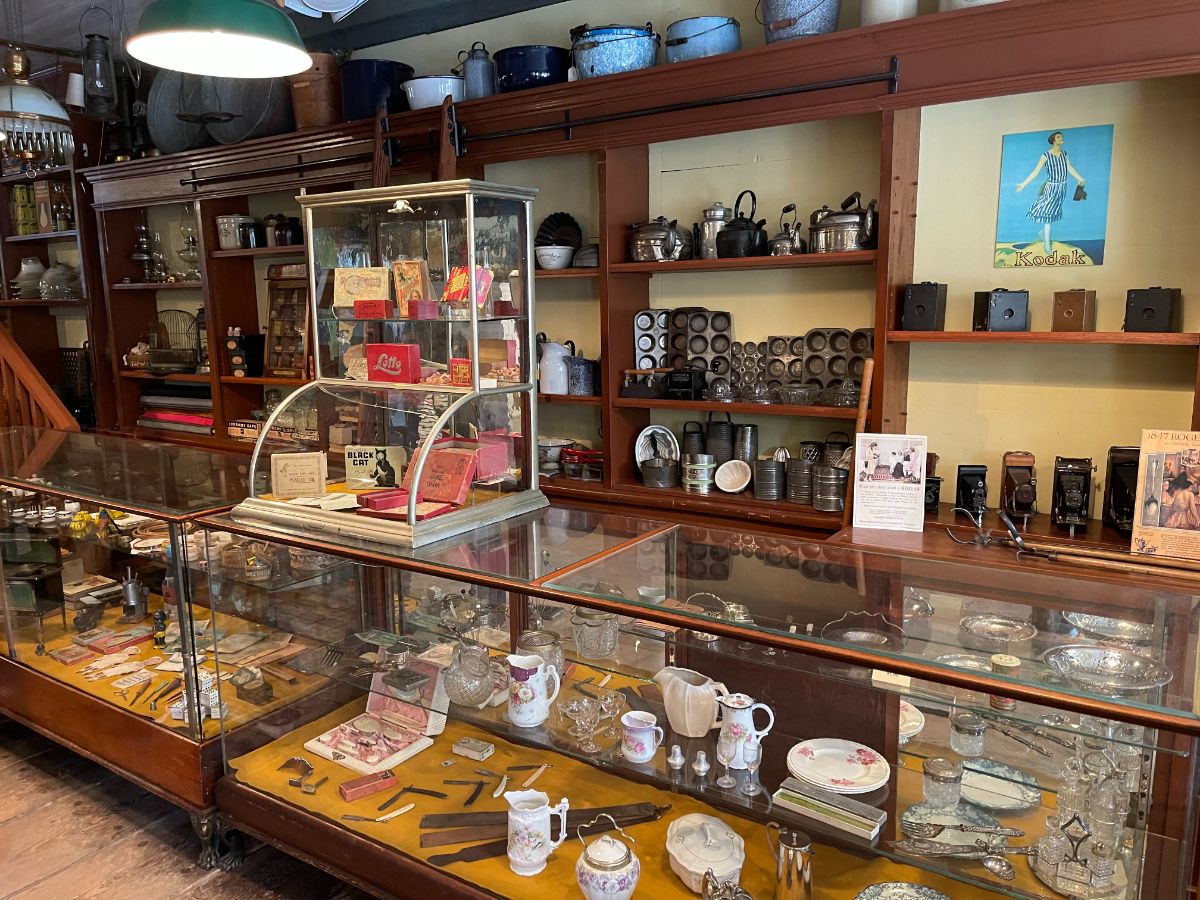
[1131,429,1200,560]
[345,445,408,489]
[852,434,928,532]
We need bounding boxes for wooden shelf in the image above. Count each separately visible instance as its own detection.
[538,393,602,406]
[209,245,306,259]
[535,268,599,279]
[110,282,203,291]
[5,230,77,244]
[610,251,877,275]
[0,165,70,184]
[220,375,308,386]
[612,397,858,418]
[119,370,212,382]
[0,298,85,308]
[889,331,1200,346]
[929,502,1131,553]
[616,479,843,532]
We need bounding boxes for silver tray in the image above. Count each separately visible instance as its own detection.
[958,614,1037,650]
[1062,612,1153,645]
[1042,644,1173,696]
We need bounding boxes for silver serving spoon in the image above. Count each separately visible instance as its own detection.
[982,853,1015,881]
[905,821,1024,839]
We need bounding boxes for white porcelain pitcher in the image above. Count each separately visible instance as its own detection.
[506,652,561,728]
[537,333,575,396]
[505,788,569,876]
[717,692,774,769]
[653,666,729,738]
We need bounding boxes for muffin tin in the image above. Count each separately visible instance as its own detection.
[800,327,875,390]
[668,307,733,392]
[633,308,670,371]
[730,340,767,390]
[763,334,808,390]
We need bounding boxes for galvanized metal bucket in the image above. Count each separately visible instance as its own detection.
[758,0,841,43]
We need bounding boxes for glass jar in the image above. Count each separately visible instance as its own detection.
[516,629,565,678]
[571,607,619,659]
[988,653,1019,710]
[949,711,986,757]
[922,757,962,809]
[1037,815,1067,866]
[443,643,495,706]
[1057,766,1088,823]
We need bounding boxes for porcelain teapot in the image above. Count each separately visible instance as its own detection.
[716,692,774,769]
[537,332,576,396]
[653,666,729,738]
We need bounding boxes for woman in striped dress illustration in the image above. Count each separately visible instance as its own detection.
[1016,131,1086,254]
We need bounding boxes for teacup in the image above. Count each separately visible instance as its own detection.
[620,710,664,764]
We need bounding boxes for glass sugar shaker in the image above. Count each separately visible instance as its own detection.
[949,711,986,757]
[922,758,962,809]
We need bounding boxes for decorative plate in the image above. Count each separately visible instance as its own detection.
[855,884,950,900]
[787,738,890,794]
[1062,612,1153,645]
[900,801,1005,848]
[961,757,1043,812]
[899,701,926,741]
[535,212,584,250]
[634,425,680,470]
[1042,644,1173,696]
[932,652,993,672]
[959,614,1038,644]
[715,459,751,493]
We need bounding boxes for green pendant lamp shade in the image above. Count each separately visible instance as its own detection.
[127,0,312,78]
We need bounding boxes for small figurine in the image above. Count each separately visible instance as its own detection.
[153,609,167,649]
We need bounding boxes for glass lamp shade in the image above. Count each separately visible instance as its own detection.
[127,0,313,79]
[0,50,74,164]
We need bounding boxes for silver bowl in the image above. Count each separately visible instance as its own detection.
[1062,612,1153,645]
[1042,644,1173,696]
[958,614,1038,651]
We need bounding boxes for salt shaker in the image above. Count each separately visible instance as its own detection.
[692,750,711,779]
[667,744,686,770]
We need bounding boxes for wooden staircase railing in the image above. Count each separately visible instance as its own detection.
[0,323,78,431]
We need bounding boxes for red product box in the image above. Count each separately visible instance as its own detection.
[354,299,394,319]
[433,437,509,481]
[412,300,440,320]
[450,358,472,387]
[357,488,422,511]
[366,343,420,383]
[338,770,398,802]
[441,266,494,308]
[403,447,478,505]
[414,501,453,521]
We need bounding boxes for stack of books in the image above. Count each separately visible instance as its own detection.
[138,384,214,435]
[771,776,887,842]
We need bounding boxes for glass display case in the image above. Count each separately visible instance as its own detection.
[201,507,1200,899]
[233,181,546,548]
[0,427,248,743]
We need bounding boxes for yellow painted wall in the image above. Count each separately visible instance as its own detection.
[909,78,1199,511]
[360,12,1198,515]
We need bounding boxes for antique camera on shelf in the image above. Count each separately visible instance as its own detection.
[1051,288,1097,332]
[1001,450,1037,527]
[955,465,988,518]
[1123,286,1181,333]
[924,475,942,513]
[1052,456,1095,536]
[901,282,947,331]
[1103,446,1141,536]
[972,288,1029,332]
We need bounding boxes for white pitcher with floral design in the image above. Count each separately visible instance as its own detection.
[506,652,560,727]
[505,788,569,876]
[716,692,774,769]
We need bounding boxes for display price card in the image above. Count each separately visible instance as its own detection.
[851,433,928,532]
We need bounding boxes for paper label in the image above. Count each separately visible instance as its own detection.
[852,433,928,532]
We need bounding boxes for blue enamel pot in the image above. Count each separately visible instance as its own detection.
[571,23,658,79]
[494,45,572,93]
[664,17,741,63]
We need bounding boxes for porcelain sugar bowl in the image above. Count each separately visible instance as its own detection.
[667,813,745,892]
[575,814,641,900]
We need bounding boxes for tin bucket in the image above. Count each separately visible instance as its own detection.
[758,0,841,43]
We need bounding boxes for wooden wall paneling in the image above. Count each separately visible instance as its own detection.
[599,146,649,490]
[875,108,920,435]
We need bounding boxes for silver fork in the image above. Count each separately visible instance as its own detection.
[320,645,344,670]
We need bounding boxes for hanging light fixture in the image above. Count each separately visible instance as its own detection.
[82,33,118,122]
[127,0,312,79]
[0,47,74,165]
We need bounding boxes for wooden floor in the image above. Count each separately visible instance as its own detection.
[0,718,372,899]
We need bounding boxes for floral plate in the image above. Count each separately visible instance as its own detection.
[787,738,890,794]
[855,884,950,900]
[899,701,926,742]
[961,757,1043,812]
[900,801,1006,848]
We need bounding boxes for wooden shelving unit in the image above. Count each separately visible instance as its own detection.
[5,230,77,243]
[609,251,876,275]
[612,397,858,419]
[110,281,203,291]
[534,268,598,279]
[537,393,601,406]
[119,370,212,382]
[889,331,1200,346]
[208,245,306,259]
[220,375,308,387]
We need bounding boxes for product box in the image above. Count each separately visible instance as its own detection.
[391,260,431,318]
[365,343,421,383]
[63,573,117,602]
[441,265,494,309]
[357,488,422,511]
[450,357,472,387]
[412,300,439,320]
[333,267,390,309]
[353,299,394,319]
[403,446,478,505]
[34,181,52,233]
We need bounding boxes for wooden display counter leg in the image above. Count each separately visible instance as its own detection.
[192,807,247,872]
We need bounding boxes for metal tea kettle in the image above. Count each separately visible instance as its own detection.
[766,822,813,900]
[715,190,768,258]
[699,200,732,259]
[768,203,807,256]
[629,216,694,262]
[809,191,877,253]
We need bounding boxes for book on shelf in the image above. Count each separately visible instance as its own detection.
[139,410,214,428]
[227,419,319,443]
[137,418,215,435]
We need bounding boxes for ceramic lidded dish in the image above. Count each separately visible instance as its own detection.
[666,813,745,892]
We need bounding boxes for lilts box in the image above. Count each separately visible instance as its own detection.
[365,343,420,383]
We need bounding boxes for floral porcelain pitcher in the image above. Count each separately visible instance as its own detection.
[653,666,729,737]
[716,692,774,769]
[505,788,569,876]
[506,652,561,727]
